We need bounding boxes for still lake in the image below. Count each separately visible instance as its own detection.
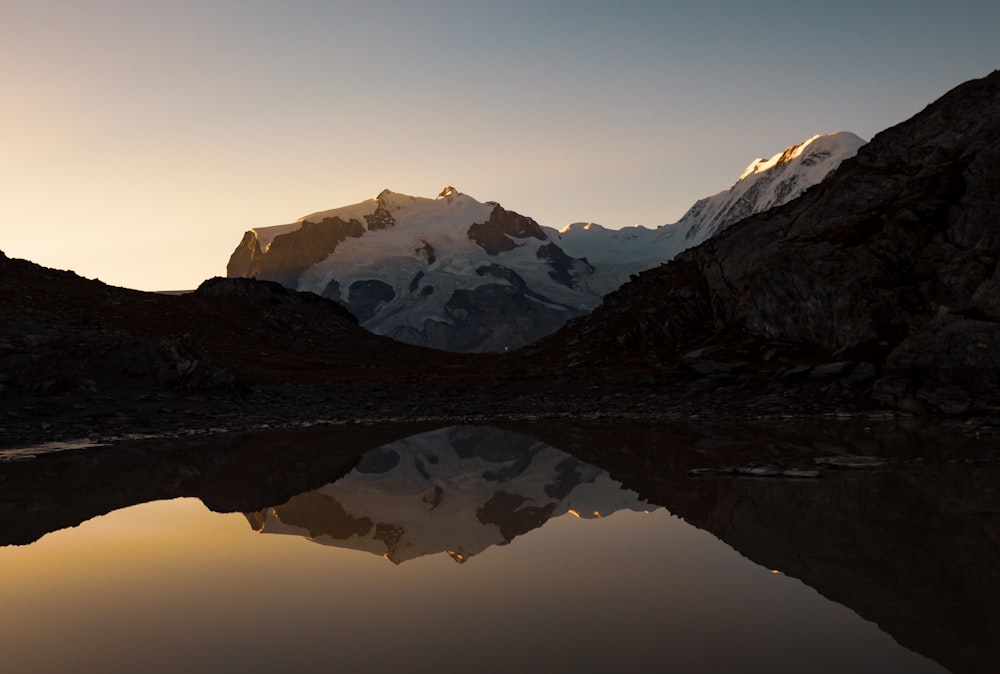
[1,422,996,673]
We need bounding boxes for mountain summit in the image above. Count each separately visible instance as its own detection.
[547,131,865,295]
[673,131,866,244]
[227,189,600,352]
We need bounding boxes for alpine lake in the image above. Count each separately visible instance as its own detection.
[1,418,997,674]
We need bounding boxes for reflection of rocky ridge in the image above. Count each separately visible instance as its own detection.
[535,422,1000,674]
[666,466,1000,674]
[245,426,651,563]
[0,423,443,547]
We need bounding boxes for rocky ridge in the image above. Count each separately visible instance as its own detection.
[0,251,453,395]
[527,70,1000,416]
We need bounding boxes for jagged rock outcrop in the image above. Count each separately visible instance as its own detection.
[228,216,365,288]
[529,71,1000,415]
[466,204,547,255]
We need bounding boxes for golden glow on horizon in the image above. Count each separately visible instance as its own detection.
[0,498,245,582]
[0,479,939,672]
[3,1,997,296]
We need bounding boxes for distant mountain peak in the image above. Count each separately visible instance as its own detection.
[559,222,608,233]
[736,132,864,181]
[227,188,599,352]
[676,131,866,244]
[546,131,865,295]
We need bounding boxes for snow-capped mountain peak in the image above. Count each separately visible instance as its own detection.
[738,132,862,181]
[558,222,610,234]
[228,188,601,352]
[675,131,865,245]
[549,131,865,295]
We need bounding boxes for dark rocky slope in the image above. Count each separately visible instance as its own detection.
[526,70,1000,415]
[0,251,458,397]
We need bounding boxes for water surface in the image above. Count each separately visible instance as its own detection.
[2,421,995,673]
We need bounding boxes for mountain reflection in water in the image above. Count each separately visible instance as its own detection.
[0,419,996,673]
[244,426,653,564]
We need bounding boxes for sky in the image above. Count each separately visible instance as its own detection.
[2,1,998,291]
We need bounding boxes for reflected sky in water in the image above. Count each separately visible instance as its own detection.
[0,424,965,673]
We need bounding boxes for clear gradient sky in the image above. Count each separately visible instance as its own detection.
[2,1,998,290]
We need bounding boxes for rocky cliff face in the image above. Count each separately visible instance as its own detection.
[529,71,1000,415]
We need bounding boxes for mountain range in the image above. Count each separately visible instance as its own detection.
[548,131,866,294]
[227,133,863,352]
[2,70,998,449]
